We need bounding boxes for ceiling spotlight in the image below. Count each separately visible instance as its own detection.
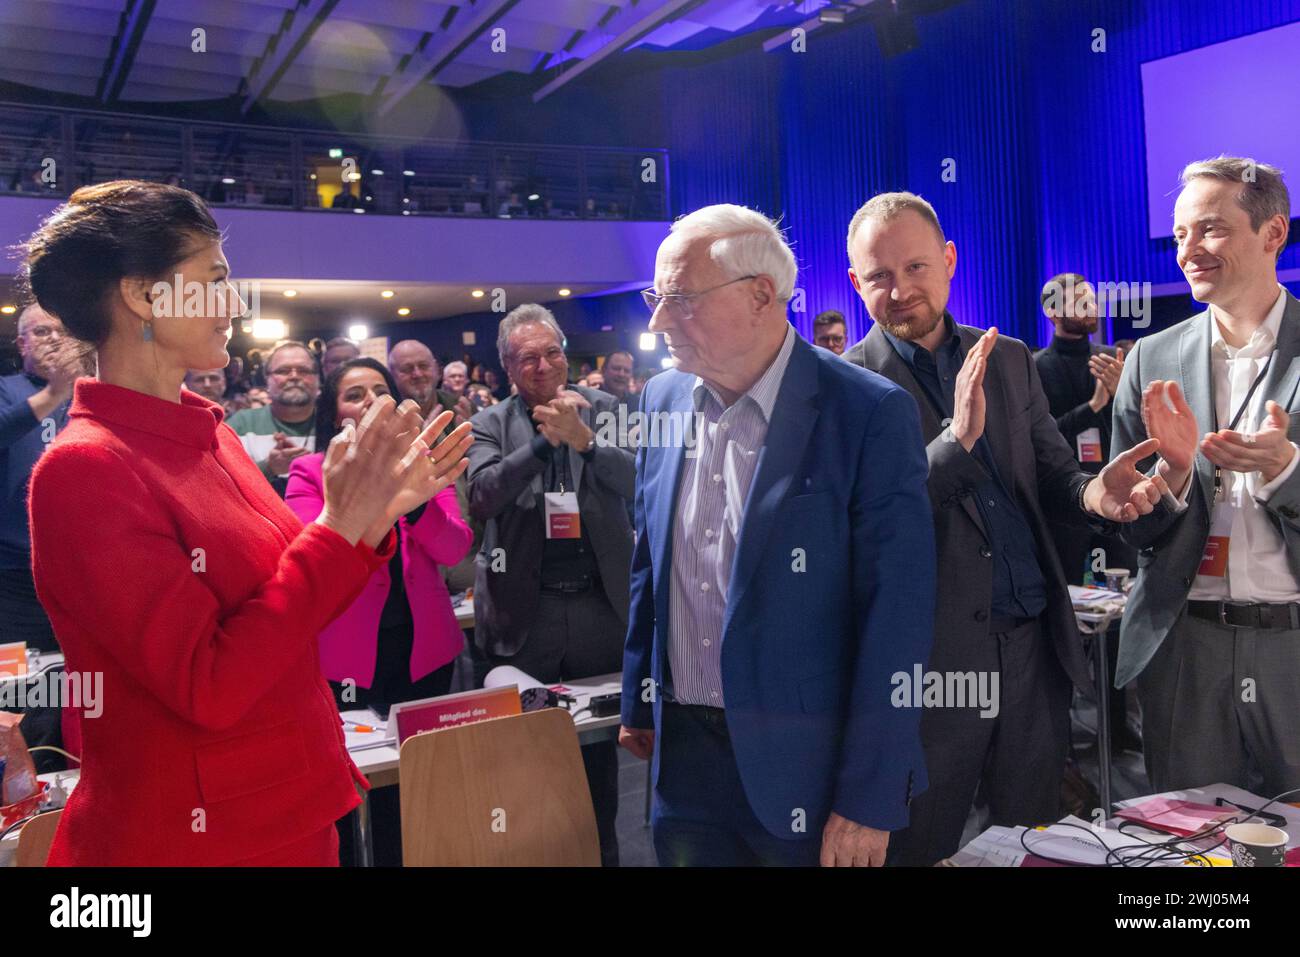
[558,288,571,297]
[397,307,410,316]
[402,170,415,177]
[402,210,411,216]
[221,177,236,185]
[251,318,287,340]
[639,332,657,351]
[819,7,847,24]
[660,356,674,369]
[471,289,485,298]
[0,305,15,314]
[347,172,361,181]
[328,148,343,158]
[309,173,317,180]
[528,193,540,202]
[348,323,369,341]
[370,169,384,176]
[381,290,395,299]
[283,289,297,298]
[353,208,365,214]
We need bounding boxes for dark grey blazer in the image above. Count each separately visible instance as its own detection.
[1110,291,1300,686]
[467,386,636,657]
[844,320,1096,692]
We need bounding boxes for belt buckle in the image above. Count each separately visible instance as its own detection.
[1218,602,1230,626]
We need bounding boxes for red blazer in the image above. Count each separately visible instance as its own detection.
[28,380,393,866]
[285,452,472,687]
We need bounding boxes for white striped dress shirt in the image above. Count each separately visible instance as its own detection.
[667,325,797,707]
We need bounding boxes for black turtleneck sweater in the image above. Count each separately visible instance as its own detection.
[1033,334,1114,476]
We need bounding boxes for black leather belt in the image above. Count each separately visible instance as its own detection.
[540,577,594,593]
[1187,600,1300,630]
[664,700,728,733]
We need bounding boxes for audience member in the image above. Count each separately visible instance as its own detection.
[322,337,361,379]
[843,191,1164,865]
[812,309,848,355]
[225,339,319,493]
[1111,157,1298,798]
[1034,272,1139,752]
[0,305,82,651]
[442,360,469,397]
[469,303,635,867]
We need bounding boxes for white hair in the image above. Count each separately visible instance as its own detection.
[444,361,468,376]
[670,204,797,302]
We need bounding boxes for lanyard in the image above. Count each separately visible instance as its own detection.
[1211,352,1273,502]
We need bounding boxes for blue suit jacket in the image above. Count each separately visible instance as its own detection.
[621,333,936,835]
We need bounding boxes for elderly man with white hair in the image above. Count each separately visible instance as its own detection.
[619,203,938,866]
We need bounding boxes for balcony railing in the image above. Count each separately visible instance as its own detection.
[0,101,670,221]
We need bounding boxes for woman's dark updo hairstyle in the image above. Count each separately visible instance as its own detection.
[21,179,222,347]
[314,357,402,449]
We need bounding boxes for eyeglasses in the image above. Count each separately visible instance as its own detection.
[640,275,758,319]
[815,334,847,346]
[269,365,318,379]
[513,346,564,372]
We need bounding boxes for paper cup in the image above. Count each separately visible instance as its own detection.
[1225,823,1288,867]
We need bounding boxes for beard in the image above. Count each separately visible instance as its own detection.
[874,301,944,343]
[273,384,314,406]
[405,383,434,406]
[1059,314,1098,337]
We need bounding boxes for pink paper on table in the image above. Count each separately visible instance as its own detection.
[1113,798,1237,837]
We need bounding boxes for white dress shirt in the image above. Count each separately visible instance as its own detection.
[667,324,797,707]
[1169,286,1300,601]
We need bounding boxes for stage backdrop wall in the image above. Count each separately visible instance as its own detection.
[660,0,1300,349]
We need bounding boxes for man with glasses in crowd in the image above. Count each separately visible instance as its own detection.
[225,339,319,495]
[468,303,636,866]
[1,304,83,650]
[813,310,848,356]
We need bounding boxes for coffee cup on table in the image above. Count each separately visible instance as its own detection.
[1225,823,1288,867]
[1103,568,1130,593]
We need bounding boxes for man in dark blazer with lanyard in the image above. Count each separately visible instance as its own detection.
[1110,157,1299,799]
[468,303,635,866]
[843,191,1167,865]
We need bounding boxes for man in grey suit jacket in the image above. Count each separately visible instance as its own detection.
[843,192,1165,865]
[467,303,636,865]
[1110,157,1298,798]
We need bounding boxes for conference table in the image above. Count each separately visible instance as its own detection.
[3,596,1127,866]
[344,671,623,865]
[951,781,1300,867]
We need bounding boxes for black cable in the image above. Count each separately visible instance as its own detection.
[1014,787,1300,867]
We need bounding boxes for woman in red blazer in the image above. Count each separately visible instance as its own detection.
[21,181,472,865]
[286,358,473,710]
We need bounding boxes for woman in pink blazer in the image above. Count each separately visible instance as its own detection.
[286,357,473,712]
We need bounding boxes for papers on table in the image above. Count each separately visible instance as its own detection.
[341,708,389,751]
[955,783,1300,866]
[1069,585,1126,625]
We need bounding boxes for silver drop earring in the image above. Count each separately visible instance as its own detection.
[142,320,154,342]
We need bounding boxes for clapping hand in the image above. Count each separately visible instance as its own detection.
[318,397,470,548]
[532,387,595,450]
[1084,437,1169,520]
[1202,400,1296,486]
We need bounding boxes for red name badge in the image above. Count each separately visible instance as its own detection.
[1076,427,1103,464]
[1198,536,1230,578]
[545,491,581,540]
